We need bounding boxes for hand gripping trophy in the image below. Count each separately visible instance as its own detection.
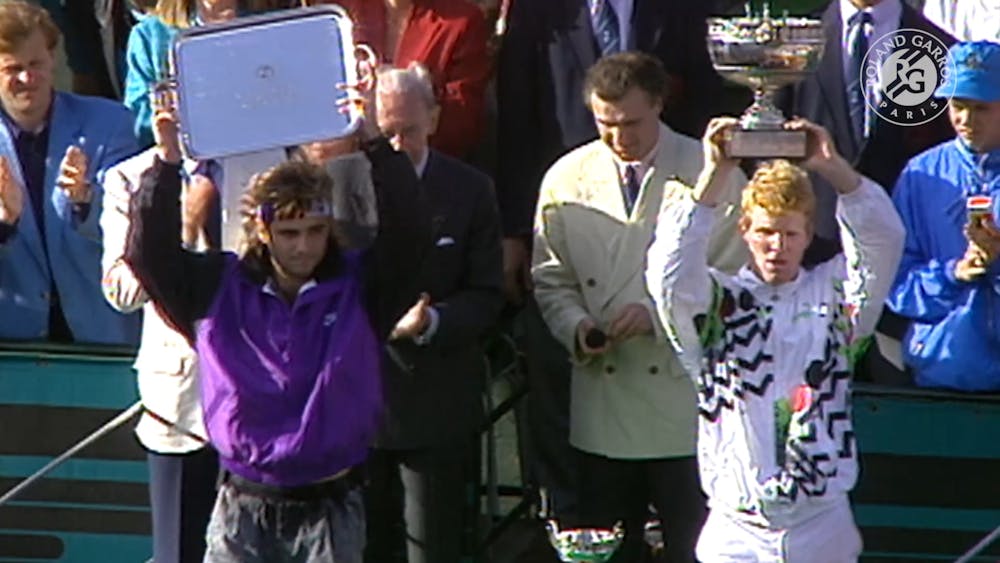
[707,2,825,158]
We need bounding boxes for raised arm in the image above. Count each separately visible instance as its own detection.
[782,119,905,337]
[836,176,905,337]
[647,117,741,373]
[646,188,720,373]
[362,136,433,341]
[123,111,224,342]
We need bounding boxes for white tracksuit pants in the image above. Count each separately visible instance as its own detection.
[695,496,863,563]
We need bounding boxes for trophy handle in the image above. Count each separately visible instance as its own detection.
[150,78,178,111]
[545,519,560,536]
[354,43,379,91]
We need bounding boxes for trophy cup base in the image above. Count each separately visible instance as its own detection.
[726,129,807,159]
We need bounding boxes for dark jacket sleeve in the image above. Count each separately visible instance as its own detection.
[361,137,433,341]
[496,0,545,238]
[0,221,14,245]
[123,157,225,343]
[430,177,504,349]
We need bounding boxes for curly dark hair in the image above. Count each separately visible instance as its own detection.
[239,160,345,282]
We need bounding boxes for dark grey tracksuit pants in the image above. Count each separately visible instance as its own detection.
[203,482,365,563]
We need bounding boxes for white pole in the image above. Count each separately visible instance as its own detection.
[0,400,143,508]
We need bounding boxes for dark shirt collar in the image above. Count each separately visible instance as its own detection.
[0,97,53,139]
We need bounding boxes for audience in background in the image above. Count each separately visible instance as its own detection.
[123,0,278,147]
[922,0,1000,42]
[887,41,1000,392]
[0,0,139,345]
[330,0,491,159]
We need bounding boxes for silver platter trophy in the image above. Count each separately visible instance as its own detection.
[707,3,824,158]
[157,5,373,160]
[546,520,624,562]
[150,5,377,251]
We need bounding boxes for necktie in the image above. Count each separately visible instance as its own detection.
[14,130,46,229]
[623,164,641,214]
[846,11,873,144]
[590,0,621,56]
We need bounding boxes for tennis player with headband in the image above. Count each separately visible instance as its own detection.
[123,72,431,562]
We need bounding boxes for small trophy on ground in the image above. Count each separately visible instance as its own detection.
[707,3,825,158]
[546,520,625,562]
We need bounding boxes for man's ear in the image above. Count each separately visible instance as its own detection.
[738,214,750,235]
[428,105,441,136]
[255,220,271,245]
[652,95,664,117]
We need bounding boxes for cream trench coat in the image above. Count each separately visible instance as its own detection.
[532,123,747,459]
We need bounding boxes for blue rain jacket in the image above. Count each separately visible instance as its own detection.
[888,138,1000,392]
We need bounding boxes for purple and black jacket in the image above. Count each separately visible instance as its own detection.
[124,138,430,487]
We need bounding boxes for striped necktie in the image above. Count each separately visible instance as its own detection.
[590,0,621,56]
[846,11,873,144]
[623,164,641,214]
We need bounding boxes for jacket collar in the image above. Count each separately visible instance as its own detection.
[737,261,810,304]
[954,137,1000,175]
[0,97,53,137]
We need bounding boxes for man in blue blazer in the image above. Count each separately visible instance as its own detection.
[0,0,140,345]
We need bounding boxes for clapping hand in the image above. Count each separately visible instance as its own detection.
[57,145,91,204]
[390,293,433,340]
[0,156,23,225]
